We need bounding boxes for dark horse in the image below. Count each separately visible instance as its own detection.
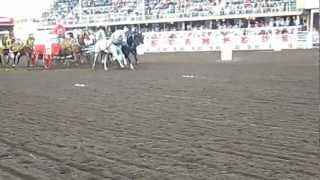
[121,32,144,66]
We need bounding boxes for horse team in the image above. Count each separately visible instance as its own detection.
[0,26,144,71]
[0,33,34,68]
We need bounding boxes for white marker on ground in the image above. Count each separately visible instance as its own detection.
[74,84,87,87]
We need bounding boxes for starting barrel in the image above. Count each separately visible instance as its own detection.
[220,45,233,61]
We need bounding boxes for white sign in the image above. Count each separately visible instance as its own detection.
[143,30,312,53]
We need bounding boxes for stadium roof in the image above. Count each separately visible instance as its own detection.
[0,17,14,27]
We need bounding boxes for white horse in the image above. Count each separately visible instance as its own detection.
[91,36,127,71]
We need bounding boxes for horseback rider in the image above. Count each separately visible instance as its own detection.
[2,34,13,53]
[61,32,81,64]
[2,33,14,64]
[106,26,112,40]
[120,26,144,66]
[12,39,24,66]
[24,34,35,60]
[61,32,76,56]
[25,34,35,49]
[109,26,129,68]
[68,32,78,46]
[127,26,137,49]
[122,26,130,46]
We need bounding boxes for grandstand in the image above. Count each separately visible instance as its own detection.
[37,0,318,52]
[39,0,313,30]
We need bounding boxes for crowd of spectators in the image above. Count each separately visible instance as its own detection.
[216,16,304,29]
[144,0,297,20]
[80,0,144,24]
[38,0,307,39]
[40,0,299,26]
[140,15,306,34]
[41,0,80,25]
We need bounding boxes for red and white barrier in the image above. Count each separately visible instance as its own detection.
[143,30,313,53]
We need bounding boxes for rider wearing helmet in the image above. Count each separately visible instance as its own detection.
[12,38,24,67]
[2,34,14,61]
[105,26,112,40]
[23,34,35,65]
[25,34,35,49]
[61,33,72,56]
[109,26,130,68]
[61,32,79,58]
[2,34,13,51]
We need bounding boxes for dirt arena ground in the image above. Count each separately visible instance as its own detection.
[0,50,319,180]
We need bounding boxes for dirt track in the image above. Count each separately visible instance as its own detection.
[0,50,319,180]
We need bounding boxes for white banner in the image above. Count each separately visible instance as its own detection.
[143,30,313,53]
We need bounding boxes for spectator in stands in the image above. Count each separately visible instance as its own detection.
[41,0,303,37]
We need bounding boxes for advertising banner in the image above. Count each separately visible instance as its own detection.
[143,30,313,53]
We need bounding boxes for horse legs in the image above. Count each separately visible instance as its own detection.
[121,46,132,69]
[72,52,79,67]
[128,57,134,70]
[92,52,99,70]
[116,56,125,69]
[29,51,37,68]
[9,52,14,65]
[110,45,124,68]
[26,52,31,67]
[125,52,134,70]
[133,49,138,65]
[13,52,20,67]
[12,53,16,67]
[128,47,138,65]
[4,55,9,66]
[16,53,22,65]
[102,53,108,71]
[4,53,9,65]
[107,53,112,65]
[28,53,33,68]
[122,55,128,67]
[125,46,135,70]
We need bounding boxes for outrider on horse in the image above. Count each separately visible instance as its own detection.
[91,26,144,71]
